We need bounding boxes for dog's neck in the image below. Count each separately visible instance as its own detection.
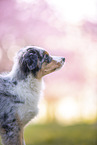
[6,61,44,97]
[7,61,43,87]
[8,61,26,80]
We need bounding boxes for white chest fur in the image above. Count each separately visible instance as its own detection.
[14,74,43,125]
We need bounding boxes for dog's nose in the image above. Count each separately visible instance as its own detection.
[62,57,65,62]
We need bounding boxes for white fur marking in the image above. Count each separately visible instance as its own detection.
[14,74,43,125]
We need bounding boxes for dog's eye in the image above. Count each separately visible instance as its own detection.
[45,54,49,58]
[43,51,52,63]
[45,54,52,63]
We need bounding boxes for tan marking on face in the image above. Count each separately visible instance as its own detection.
[36,56,64,79]
[44,51,49,56]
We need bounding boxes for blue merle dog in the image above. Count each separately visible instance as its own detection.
[0,46,65,145]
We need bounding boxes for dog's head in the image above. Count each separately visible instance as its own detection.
[17,46,65,79]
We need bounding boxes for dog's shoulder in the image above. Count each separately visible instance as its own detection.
[0,75,23,104]
[0,75,7,91]
[0,75,13,92]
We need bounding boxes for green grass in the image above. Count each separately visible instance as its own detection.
[0,123,97,145]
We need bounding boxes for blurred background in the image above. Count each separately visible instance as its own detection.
[0,0,97,144]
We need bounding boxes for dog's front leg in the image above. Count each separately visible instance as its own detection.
[0,127,25,145]
[0,114,25,145]
[22,139,26,145]
[1,128,25,145]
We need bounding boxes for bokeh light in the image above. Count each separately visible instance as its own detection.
[0,0,97,125]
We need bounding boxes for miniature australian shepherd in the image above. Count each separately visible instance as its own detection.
[0,46,65,145]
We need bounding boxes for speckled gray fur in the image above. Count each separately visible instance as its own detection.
[0,76,25,145]
[0,46,65,145]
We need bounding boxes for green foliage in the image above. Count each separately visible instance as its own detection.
[24,123,97,145]
[0,123,97,145]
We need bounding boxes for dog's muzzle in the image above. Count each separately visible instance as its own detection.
[52,56,65,67]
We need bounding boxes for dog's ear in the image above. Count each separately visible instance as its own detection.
[24,52,38,70]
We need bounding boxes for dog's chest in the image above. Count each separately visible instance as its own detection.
[14,76,42,124]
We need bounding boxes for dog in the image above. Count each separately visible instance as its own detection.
[0,46,65,145]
